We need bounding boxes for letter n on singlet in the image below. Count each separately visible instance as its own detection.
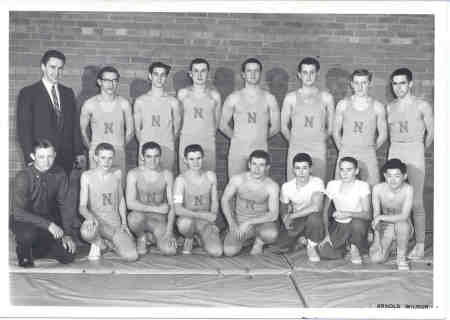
[304,116,314,128]
[152,115,160,127]
[102,193,113,206]
[194,196,203,206]
[104,122,114,134]
[194,107,203,119]
[246,199,255,210]
[353,121,364,133]
[248,112,257,123]
[399,121,408,133]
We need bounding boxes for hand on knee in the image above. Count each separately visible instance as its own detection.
[80,221,98,243]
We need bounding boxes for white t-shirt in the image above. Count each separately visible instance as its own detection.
[325,179,370,223]
[280,176,325,211]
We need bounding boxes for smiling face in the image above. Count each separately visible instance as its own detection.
[143,148,161,170]
[98,71,119,96]
[384,168,407,190]
[351,75,370,97]
[41,57,64,85]
[31,146,56,172]
[94,149,115,171]
[242,62,262,85]
[299,64,318,87]
[190,63,209,86]
[149,67,168,89]
[391,74,413,99]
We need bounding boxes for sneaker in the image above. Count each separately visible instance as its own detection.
[397,257,410,271]
[407,243,424,260]
[18,257,34,268]
[88,243,101,261]
[182,238,193,255]
[306,241,320,262]
[350,244,362,264]
[136,235,148,255]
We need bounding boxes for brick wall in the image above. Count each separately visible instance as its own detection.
[9,12,434,199]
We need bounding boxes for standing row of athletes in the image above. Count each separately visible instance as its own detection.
[14,50,433,271]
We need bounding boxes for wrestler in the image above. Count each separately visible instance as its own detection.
[178,58,222,172]
[173,144,223,257]
[222,150,280,256]
[79,143,138,261]
[333,69,387,185]
[369,159,413,270]
[219,58,280,179]
[387,68,434,260]
[281,57,334,181]
[134,62,181,172]
[126,141,177,256]
[280,153,325,261]
[80,66,134,187]
[318,157,371,264]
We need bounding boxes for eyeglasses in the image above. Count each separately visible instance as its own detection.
[101,78,119,84]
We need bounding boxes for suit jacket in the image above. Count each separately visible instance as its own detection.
[17,80,83,173]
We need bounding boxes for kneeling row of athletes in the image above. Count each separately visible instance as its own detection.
[13,138,414,271]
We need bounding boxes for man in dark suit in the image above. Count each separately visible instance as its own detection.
[17,49,85,174]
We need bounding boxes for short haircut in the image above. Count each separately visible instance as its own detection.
[390,68,413,82]
[292,153,312,167]
[339,156,358,169]
[382,158,407,174]
[141,141,162,156]
[149,61,171,75]
[297,57,320,72]
[248,149,271,165]
[190,58,210,71]
[184,144,204,158]
[95,142,115,155]
[241,57,262,72]
[32,138,55,153]
[97,66,120,80]
[350,68,372,82]
[41,49,66,66]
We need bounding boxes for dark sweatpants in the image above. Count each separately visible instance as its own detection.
[318,218,369,260]
[13,221,75,264]
[290,212,324,243]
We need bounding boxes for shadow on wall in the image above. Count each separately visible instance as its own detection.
[325,67,351,106]
[265,67,289,109]
[213,67,235,103]
[76,65,100,113]
[130,78,150,106]
[173,70,192,95]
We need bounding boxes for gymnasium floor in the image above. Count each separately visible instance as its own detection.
[9,231,433,308]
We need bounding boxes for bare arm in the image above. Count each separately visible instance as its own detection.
[133,99,143,143]
[420,100,434,148]
[371,185,381,221]
[122,99,135,145]
[267,93,280,138]
[79,101,92,148]
[164,171,175,235]
[117,171,127,226]
[211,89,222,130]
[322,196,332,237]
[375,101,388,149]
[79,172,96,221]
[243,182,280,226]
[171,98,182,138]
[125,170,169,214]
[220,176,240,228]
[280,92,294,141]
[323,91,335,136]
[219,93,235,139]
[332,100,346,150]
[209,171,219,218]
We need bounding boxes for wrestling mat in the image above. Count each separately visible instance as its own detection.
[9,232,433,308]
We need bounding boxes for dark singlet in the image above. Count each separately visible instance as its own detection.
[91,97,125,147]
[88,170,122,228]
[183,172,212,212]
[235,174,270,224]
[291,90,327,144]
[388,97,425,143]
[342,97,377,148]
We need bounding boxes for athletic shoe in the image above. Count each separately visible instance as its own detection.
[136,235,148,255]
[397,257,410,271]
[407,243,424,260]
[306,241,320,262]
[350,244,362,264]
[182,238,193,255]
[88,243,101,260]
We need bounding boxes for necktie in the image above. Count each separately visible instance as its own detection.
[51,85,62,130]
